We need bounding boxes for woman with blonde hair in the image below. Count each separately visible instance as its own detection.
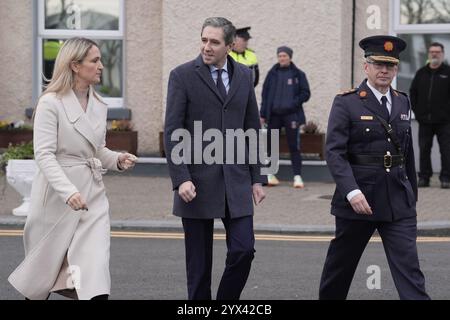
[8,37,137,300]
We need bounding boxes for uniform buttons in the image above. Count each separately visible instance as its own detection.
[387,138,391,142]
[405,175,408,180]
[365,128,370,132]
[386,168,390,173]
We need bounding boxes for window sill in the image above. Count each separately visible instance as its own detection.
[25,107,131,120]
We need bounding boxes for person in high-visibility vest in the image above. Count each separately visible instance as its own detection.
[229,27,259,87]
[43,40,62,81]
[43,40,62,61]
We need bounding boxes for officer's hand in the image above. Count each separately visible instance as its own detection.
[349,193,373,215]
[252,183,266,205]
[178,181,196,203]
[67,192,88,211]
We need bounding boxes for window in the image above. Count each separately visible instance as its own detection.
[399,0,450,25]
[393,0,450,93]
[37,0,124,107]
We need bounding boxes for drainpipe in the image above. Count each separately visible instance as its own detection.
[351,0,356,88]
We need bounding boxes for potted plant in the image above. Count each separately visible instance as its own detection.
[1,141,36,216]
[0,120,33,149]
[300,121,325,160]
[106,120,138,155]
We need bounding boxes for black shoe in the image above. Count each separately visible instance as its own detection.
[418,178,430,188]
[441,181,450,189]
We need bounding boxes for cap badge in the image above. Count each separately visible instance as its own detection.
[384,41,394,52]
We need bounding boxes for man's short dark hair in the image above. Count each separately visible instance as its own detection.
[429,42,445,51]
[201,17,236,45]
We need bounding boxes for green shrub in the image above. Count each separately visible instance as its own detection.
[0,142,34,173]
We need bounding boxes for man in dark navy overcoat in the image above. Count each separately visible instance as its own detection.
[319,35,430,300]
[164,17,266,300]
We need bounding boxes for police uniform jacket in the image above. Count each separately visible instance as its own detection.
[326,80,418,222]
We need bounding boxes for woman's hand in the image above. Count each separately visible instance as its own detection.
[67,192,88,211]
[118,153,138,170]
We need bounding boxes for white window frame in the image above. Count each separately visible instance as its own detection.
[36,0,125,108]
[392,0,450,34]
[390,0,450,117]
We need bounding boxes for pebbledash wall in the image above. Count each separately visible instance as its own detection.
[0,0,390,155]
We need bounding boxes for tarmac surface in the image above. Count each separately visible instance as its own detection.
[1,172,449,235]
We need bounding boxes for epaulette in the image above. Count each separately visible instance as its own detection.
[337,88,357,96]
[392,89,408,97]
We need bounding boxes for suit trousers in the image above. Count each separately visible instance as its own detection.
[181,211,255,300]
[418,122,450,182]
[319,216,429,300]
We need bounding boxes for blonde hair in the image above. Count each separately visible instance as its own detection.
[41,37,103,101]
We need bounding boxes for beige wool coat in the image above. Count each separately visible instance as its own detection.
[8,87,122,300]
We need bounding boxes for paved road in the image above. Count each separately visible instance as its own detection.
[3,175,450,233]
[1,231,449,300]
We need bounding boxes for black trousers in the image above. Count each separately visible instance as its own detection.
[418,122,450,182]
[319,216,429,300]
[267,113,302,175]
[182,213,255,300]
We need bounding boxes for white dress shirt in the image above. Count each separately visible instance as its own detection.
[209,60,230,93]
[366,80,392,115]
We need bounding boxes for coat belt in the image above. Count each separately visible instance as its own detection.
[56,154,106,182]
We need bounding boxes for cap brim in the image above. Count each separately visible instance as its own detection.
[237,34,251,40]
[368,55,399,64]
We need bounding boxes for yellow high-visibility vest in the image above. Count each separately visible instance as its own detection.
[229,49,258,67]
[43,40,62,61]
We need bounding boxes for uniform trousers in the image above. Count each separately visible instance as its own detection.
[319,216,429,300]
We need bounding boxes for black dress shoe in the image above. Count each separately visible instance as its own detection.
[441,181,450,189]
[418,178,430,188]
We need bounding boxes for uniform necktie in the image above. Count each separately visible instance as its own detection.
[380,96,390,120]
[216,69,227,101]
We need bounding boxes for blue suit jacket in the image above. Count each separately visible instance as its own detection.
[326,80,418,222]
[164,55,266,219]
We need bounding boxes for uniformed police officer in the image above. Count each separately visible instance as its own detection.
[319,35,430,300]
[229,27,259,87]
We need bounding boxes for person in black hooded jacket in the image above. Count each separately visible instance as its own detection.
[260,46,310,188]
[410,42,450,189]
